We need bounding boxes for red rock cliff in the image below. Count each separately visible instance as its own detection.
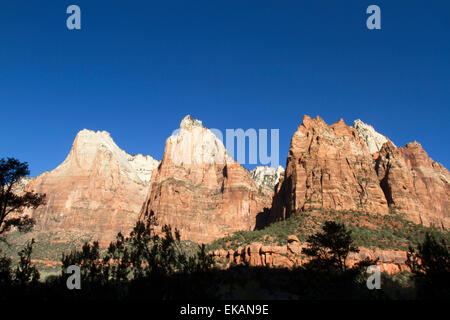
[375,141,450,228]
[270,115,389,221]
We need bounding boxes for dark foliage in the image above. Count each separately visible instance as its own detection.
[0,218,447,300]
[302,221,360,271]
[0,158,46,235]
[406,232,450,299]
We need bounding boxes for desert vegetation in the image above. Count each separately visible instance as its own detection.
[0,215,448,300]
[207,209,449,252]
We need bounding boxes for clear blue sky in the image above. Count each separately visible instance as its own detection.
[1,1,449,175]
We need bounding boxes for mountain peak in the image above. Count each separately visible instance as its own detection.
[168,116,231,165]
[180,115,204,130]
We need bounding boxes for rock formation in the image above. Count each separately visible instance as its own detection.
[375,141,450,228]
[353,119,395,154]
[24,129,160,246]
[250,166,284,192]
[270,115,449,230]
[140,115,272,243]
[270,115,389,221]
[210,237,408,274]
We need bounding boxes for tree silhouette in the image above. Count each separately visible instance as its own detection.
[406,232,450,299]
[0,158,46,236]
[14,239,40,286]
[302,221,359,271]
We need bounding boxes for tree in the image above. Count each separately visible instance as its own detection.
[14,239,40,286]
[302,221,359,271]
[0,158,45,235]
[406,232,450,299]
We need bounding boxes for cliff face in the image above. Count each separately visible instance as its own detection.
[375,141,450,228]
[24,129,159,246]
[270,115,389,221]
[140,115,272,243]
[271,115,449,230]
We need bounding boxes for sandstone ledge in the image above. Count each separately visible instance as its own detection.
[210,236,408,275]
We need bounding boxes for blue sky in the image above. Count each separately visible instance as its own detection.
[0,1,449,175]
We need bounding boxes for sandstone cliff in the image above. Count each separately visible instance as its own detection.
[270,115,389,221]
[140,115,272,243]
[270,115,449,230]
[24,129,160,246]
[375,141,450,228]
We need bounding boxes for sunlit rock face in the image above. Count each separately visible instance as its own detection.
[270,115,389,221]
[141,115,272,244]
[270,115,449,230]
[353,119,395,154]
[375,141,450,229]
[251,166,284,192]
[24,129,159,246]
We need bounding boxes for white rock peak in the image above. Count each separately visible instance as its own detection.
[353,119,395,154]
[56,129,159,185]
[251,165,284,190]
[168,115,233,165]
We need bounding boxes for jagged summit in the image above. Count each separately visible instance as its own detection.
[168,115,232,165]
[180,115,204,129]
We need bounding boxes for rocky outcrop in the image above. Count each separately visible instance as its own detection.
[353,119,395,154]
[211,237,408,274]
[140,115,272,243]
[375,141,450,228]
[250,166,284,192]
[270,115,389,221]
[24,129,160,246]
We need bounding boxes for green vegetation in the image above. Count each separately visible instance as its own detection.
[207,209,450,251]
[0,216,448,300]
